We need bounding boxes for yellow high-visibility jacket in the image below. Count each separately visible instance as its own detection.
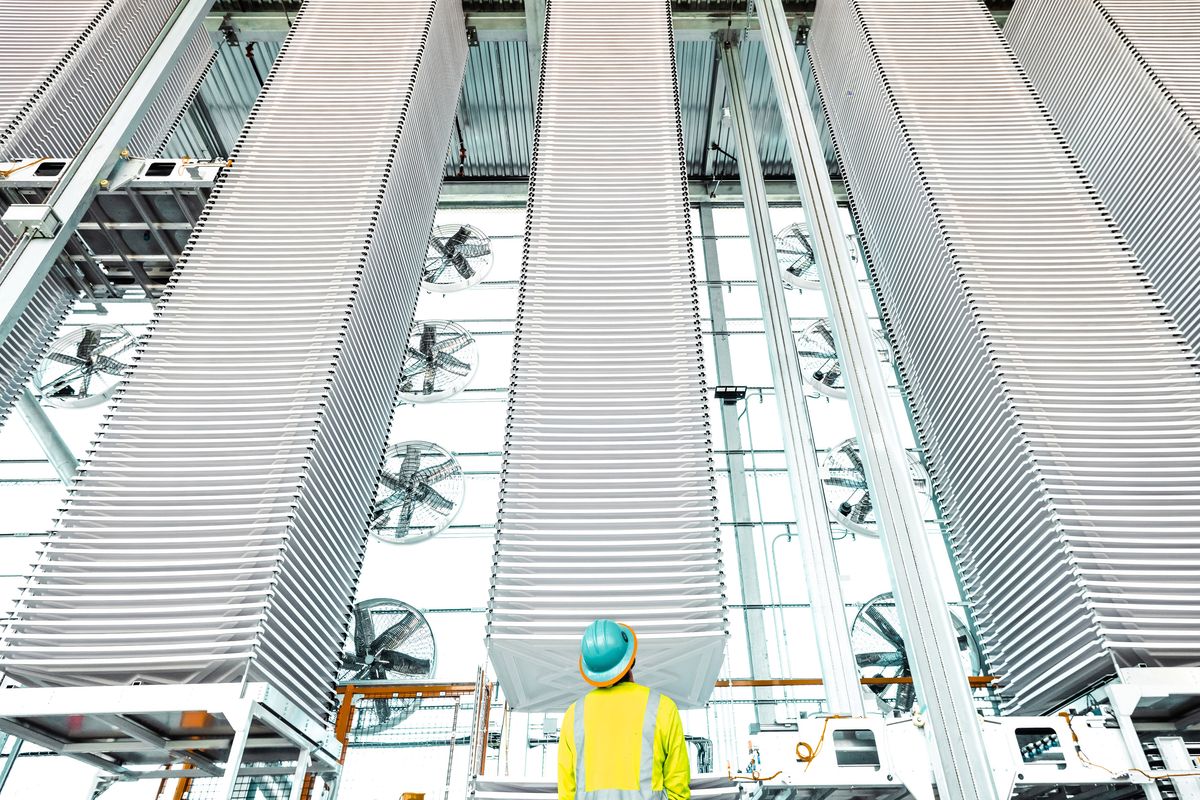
[558,682,691,800]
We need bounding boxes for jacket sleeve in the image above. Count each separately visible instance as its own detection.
[558,702,576,800]
[660,698,691,800]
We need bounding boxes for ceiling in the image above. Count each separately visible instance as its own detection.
[175,2,1012,184]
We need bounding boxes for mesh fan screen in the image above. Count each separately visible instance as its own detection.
[487,0,727,711]
[1006,0,1200,353]
[0,0,467,722]
[810,0,1200,714]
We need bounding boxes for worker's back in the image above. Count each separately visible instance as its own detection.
[558,681,691,800]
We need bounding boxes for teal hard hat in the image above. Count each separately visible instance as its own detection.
[579,619,637,687]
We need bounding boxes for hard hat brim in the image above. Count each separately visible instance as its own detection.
[579,623,637,687]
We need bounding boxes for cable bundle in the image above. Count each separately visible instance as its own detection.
[811,0,1200,713]
[0,0,467,723]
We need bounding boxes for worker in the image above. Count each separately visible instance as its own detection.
[558,619,691,800]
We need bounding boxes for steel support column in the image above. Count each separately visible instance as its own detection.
[752,0,997,796]
[699,204,774,726]
[0,0,214,346]
[15,387,76,485]
[717,35,863,717]
[0,736,22,797]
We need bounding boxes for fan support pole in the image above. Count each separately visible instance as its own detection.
[750,3,999,798]
[718,33,864,718]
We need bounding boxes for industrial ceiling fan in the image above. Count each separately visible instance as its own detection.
[795,317,892,400]
[851,592,982,716]
[775,223,820,290]
[34,324,139,408]
[339,598,437,734]
[820,438,929,537]
[370,441,464,544]
[423,224,492,292]
[398,320,478,403]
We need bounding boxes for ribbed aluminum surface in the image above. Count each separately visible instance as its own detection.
[811,0,1200,714]
[488,0,726,712]
[0,0,111,140]
[1006,0,1200,353]
[0,0,467,723]
[0,0,215,430]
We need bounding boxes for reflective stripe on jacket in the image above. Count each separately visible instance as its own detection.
[557,682,691,800]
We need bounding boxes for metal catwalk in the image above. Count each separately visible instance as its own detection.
[810,0,1200,714]
[0,0,216,429]
[488,0,727,711]
[1006,0,1200,354]
[0,0,467,723]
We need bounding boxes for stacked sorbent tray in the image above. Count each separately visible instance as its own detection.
[0,0,467,724]
[1006,0,1200,353]
[0,0,216,429]
[810,0,1200,714]
[488,0,727,711]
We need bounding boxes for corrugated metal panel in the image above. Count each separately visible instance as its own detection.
[168,27,824,179]
[449,40,533,178]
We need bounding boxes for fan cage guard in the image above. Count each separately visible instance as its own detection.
[339,599,438,734]
[397,319,479,404]
[851,592,981,716]
[796,318,893,400]
[821,439,929,538]
[34,324,139,409]
[775,222,820,291]
[370,440,465,545]
[422,223,493,292]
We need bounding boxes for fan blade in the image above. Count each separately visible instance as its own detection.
[375,696,392,724]
[423,356,437,395]
[340,653,365,673]
[433,332,472,356]
[75,328,100,360]
[447,226,472,247]
[91,355,130,377]
[894,682,916,714]
[449,253,475,280]
[377,649,432,675]
[372,489,414,521]
[433,351,471,377]
[369,611,422,653]
[452,241,490,259]
[353,604,375,658]
[45,353,88,369]
[855,650,905,668]
[415,483,454,513]
[419,324,437,358]
[412,459,457,486]
[863,606,905,651]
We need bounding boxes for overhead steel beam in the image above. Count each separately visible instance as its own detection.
[0,0,214,346]
[752,0,998,796]
[699,204,774,727]
[718,33,864,717]
[436,178,843,206]
[15,388,76,486]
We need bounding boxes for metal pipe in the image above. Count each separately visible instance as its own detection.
[717,32,864,717]
[699,204,774,726]
[752,0,998,796]
[15,388,76,485]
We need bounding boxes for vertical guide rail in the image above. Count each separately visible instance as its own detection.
[751,0,997,796]
[717,35,863,717]
[699,204,774,726]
